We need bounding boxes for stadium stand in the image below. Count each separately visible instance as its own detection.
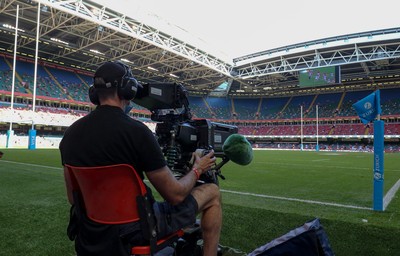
[259,97,289,120]
[0,57,399,152]
[232,98,259,120]
[306,93,342,118]
[280,95,314,119]
[205,97,232,120]
[188,96,212,118]
[47,66,89,102]
[381,88,400,115]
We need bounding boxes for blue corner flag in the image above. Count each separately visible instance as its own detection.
[352,90,382,124]
[353,89,385,211]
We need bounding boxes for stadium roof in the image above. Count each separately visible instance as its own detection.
[94,0,400,61]
[1,0,400,98]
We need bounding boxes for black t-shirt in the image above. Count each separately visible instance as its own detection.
[60,105,166,179]
[59,105,167,256]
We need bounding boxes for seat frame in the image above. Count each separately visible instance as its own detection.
[64,164,183,256]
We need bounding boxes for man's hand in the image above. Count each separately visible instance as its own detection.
[192,150,216,175]
[146,150,216,205]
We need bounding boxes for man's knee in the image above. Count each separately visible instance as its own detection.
[205,183,220,197]
[196,183,220,198]
[191,183,221,211]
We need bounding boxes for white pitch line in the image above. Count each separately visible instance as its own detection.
[0,160,61,170]
[312,159,330,162]
[256,161,370,171]
[220,189,371,210]
[383,178,400,210]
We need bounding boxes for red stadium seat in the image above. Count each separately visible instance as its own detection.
[64,164,183,256]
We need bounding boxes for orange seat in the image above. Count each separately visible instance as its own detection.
[64,164,183,256]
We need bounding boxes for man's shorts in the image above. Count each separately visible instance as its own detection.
[153,194,198,238]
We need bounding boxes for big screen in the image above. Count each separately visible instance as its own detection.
[299,66,341,87]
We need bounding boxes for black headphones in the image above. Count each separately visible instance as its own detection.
[89,61,139,105]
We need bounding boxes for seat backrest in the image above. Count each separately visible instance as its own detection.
[64,164,79,205]
[64,164,148,224]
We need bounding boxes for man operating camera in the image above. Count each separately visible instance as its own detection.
[59,61,222,256]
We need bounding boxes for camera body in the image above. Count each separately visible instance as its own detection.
[156,118,237,179]
[133,83,238,182]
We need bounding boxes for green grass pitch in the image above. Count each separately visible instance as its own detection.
[1,148,400,255]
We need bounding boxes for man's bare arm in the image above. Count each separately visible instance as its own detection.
[146,150,216,205]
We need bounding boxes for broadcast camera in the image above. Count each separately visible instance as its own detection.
[133,83,238,184]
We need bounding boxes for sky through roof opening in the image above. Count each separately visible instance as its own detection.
[95,0,400,62]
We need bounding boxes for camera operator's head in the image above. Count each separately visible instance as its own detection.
[89,61,141,113]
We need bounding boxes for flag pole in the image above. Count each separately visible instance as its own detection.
[300,105,303,151]
[373,113,384,211]
[316,105,319,151]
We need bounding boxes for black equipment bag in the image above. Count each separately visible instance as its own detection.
[248,218,334,256]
